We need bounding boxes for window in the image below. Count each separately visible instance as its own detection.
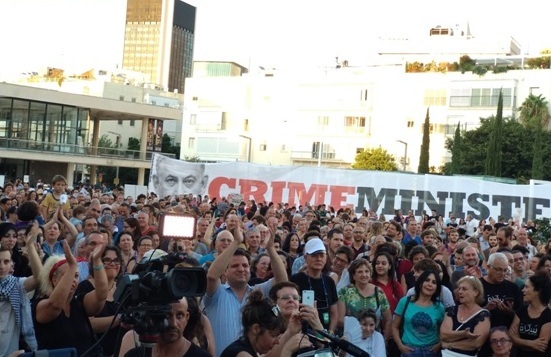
[130,120,135,126]
[360,89,368,101]
[192,96,198,101]
[344,116,366,127]
[188,137,195,148]
[423,89,446,106]
[311,142,333,159]
[119,96,125,101]
[356,148,364,154]
[244,119,249,131]
[281,144,287,152]
[131,98,137,103]
[118,119,123,125]
[189,114,196,125]
[407,121,414,128]
[259,144,267,151]
[452,87,513,107]
[449,88,471,107]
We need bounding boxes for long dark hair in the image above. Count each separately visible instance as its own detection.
[183,297,208,349]
[413,270,442,303]
[372,251,399,299]
[282,232,302,256]
[371,251,396,281]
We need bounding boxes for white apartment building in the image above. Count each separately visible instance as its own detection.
[181,65,551,171]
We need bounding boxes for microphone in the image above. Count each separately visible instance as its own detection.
[315,329,370,357]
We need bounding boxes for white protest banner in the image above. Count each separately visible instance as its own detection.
[148,154,551,221]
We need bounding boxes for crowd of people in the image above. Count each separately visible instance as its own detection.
[1,174,551,356]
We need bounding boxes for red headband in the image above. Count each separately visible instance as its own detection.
[49,259,67,281]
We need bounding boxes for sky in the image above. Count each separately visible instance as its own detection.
[0,0,550,74]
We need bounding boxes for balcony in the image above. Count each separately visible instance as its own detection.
[0,137,174,167]
[291,150,339,160]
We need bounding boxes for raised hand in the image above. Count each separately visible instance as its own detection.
[91,239,107,263]
[63,240,78,267]
[26,221,41,247]
[232,227,244,245]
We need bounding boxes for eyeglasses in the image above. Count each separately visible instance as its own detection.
[102,258,122,265]
[490,338,511,345]
[333,256,349,264]
[278,294,301,301]
[490,265,508,273]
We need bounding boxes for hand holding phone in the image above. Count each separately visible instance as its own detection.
[302,290,315,307]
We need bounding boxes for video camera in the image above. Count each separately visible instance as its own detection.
[113,213,206,346]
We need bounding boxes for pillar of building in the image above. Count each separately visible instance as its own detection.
[138,168,145,186]
[137,117,150,187]
[140,117,149,160]
[65,163,75,187]
[89,115,101,186]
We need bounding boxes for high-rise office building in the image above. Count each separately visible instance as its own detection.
[123,0,196,93]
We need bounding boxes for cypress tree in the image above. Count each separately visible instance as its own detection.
[532,126,544,179]
[485,91,503,177]
[450,122,461,174]
[418,108,430,173]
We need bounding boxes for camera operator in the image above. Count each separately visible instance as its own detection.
[204,220,288,356]
[123,297,210,357]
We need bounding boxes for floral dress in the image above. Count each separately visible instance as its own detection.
[338,284,390,324]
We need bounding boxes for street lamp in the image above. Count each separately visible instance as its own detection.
[397,140,408,171]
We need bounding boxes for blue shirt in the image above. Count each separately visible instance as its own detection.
[203,280,272,357]
[402,233,422,246]
[42,240,65,256]
[394,296,445,347]
[199,251,215,266]
[291,255,305,275]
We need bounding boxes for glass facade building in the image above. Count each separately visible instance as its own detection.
[0,96,89,149]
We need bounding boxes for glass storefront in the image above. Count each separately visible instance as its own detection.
[0,96,89,150]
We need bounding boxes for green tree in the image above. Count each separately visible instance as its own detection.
[128,137,140,151]
[90,135,117,185]
[450,122,462,175]
[519,94,550,179]
[459,55,476,73]
[161,134,181,159]
[418,108,430,173]
[445,115,551,180]
[519,94,550,129]
[485,91,504,177]
[183,155,201,162]
[352,147,398,171]
[532,126,544,179]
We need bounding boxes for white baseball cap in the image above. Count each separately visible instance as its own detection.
[305,238,326,255]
